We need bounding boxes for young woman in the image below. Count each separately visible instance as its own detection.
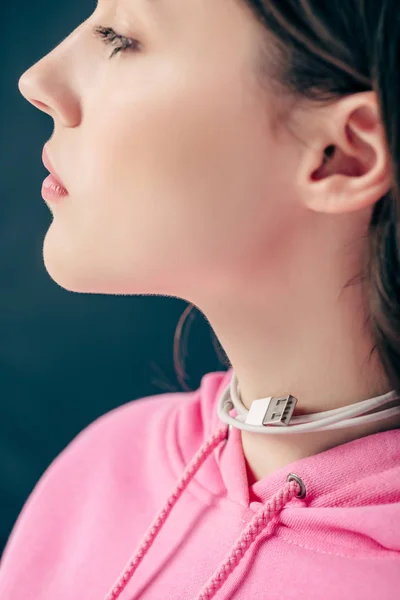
[1,1,400,598]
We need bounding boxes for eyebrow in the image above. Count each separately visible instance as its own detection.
[135,0,163,19]
[139,0,165,27]
[143,0,163,14]
[97,0,163,9]
[106,0,163,28]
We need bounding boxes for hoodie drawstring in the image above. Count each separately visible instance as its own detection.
[194,477,301,600]
[104,425,229,600]
[104,425,303,600]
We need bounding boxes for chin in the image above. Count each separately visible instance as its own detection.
[42,227,183,297]
[42,231,94,294]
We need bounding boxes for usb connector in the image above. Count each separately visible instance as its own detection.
[245,395,298,427]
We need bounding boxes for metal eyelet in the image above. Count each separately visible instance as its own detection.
[287,473,307,499]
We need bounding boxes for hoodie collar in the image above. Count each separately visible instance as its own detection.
[214,369,400,509]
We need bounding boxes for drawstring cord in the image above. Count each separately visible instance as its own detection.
[104,425,229,600]
[194,477,301,600]
[104,423,304,600]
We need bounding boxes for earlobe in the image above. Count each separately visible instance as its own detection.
[300,91,392,215]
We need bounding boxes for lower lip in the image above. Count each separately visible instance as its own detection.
[41,174,69,202]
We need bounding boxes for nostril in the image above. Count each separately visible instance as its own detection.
[18,73,50,113]
[18,87,52,115]
[30,99,50,112]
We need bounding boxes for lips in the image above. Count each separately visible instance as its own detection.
[42,145,68,193]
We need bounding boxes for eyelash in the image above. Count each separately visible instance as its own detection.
[93,25,142,59]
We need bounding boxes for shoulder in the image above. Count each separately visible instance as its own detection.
[53,368,229,467]
[2,369,231,563]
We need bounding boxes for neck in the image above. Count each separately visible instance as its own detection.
[194,232,399,482]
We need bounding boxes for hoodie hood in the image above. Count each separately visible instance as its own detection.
[105,369,400,600]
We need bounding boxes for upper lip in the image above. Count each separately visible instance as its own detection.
[42,145,68,191]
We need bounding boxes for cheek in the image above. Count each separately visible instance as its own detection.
[76,85,229,237]
[80,77,271,238]
[51,73,295,296]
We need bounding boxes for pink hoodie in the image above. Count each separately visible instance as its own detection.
[1,368,400,599]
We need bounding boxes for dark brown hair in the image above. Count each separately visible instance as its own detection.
[174,1,400,393]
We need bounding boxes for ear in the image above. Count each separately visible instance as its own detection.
[298,91,392,214]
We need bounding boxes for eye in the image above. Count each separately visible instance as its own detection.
[93,25,142,59]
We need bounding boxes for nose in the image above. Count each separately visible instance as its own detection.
[18,52,81,128]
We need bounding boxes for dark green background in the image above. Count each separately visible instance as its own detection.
[1,1,227,556]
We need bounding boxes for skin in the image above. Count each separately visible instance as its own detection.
[18,0,400,483]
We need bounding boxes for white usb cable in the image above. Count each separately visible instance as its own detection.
[217,371,400,434]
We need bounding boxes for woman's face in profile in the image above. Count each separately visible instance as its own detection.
[18,0,300,303]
